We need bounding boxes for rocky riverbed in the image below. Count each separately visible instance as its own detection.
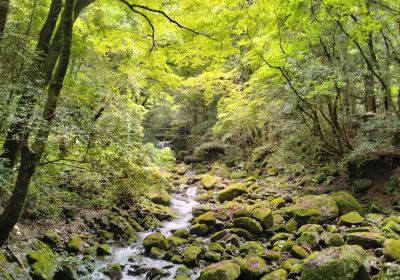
[1,162,400,279]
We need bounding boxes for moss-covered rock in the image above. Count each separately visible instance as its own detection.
[383,239,400,261]
[42,230,61,247]
[217,183,248,203]
[338,211,365,226]
[183,245,202,266]
[150,192,171,206]
[195,191,214,202]
[26,241,57,280]
[291,245,309,259]
[251,207,273,229]
[377,262,400,280]
[261,269,287,280]
[331,191,363,215]
[382,220,400,239]
[194,211,217,225]
[324,233,345,247]
[204,251,222,262]
[96,244,111,256]
[239,241,265,256]
[192,204,212,217]
[347,232,386,249]
[190,223,209,236]
[199,260,240,280]
[202,174,221,190]
[300,245,368,280]
[208,242,225,253]
[142,232,169,251]
[232,217,263,236]
[296,232,319,248]
[104,263,122,280]
[285,218,298,233]
[230,228,255,241]
[66,235,81,253]
[270,197,285,208]
[354,179,373,193]
[167,236,187,247]
[231,170,247,179]
[297,224,323,234]
[288,195,339,225]
[239,255,269,279]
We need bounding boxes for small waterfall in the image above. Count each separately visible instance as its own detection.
[156,141,172,149]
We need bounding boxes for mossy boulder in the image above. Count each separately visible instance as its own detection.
[183,245,202,266]
[195,191,214,202]
[296,232,319,248]
[288,195,339,225]
[190,224,208,236]
[291,245,310,259]
[217,183,248,203]
[285,218,298,233]
[26,242,57,280]
[230,170,247,179]
[239,255,269,279]
[297,224,323,234]
[347,232,386,250]
[192,204,212,217]
[143,232,169,251]
[96,244,111,256]
[261,269,287,280]
[150,247,166,259]
[42,230,61,247]
[382,220,400,239]
[251,207,273,229]
[150,192,171,206]
[300,245,368,280]
[239,241,265,256]
[194,211,217,225]
[199,260,240,280]
[167,236,187,247]
[66,235,81,253]
[230,228,255,241]
[383,239,400,261]
[331,191,363,215]
[104,263,122,280]
[233,217,263,236]
[324,233,345,247]
[338,211,365,226]
[377,262,400,280]
[208,242,225,253]
[202,174,221,190]
[354,179,373,193]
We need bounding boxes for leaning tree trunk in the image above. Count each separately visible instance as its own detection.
[0,0,75,247]
[0,0,10,49]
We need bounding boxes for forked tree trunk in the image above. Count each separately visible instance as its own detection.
[0,0,76,247]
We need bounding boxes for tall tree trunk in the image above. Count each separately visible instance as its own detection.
[364,71,376,112]
[0,0,76,247]
[0,0,10,49]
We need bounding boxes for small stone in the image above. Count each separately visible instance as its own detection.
[142,232,169,251]
[338,211,365,226]
[239,255,269,278]
[291,245,310,259]
[96,244,111,256]
[66,235,81,253]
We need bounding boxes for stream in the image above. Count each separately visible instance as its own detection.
[90,172,199,280]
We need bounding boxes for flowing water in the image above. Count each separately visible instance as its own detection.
[90,173,199,280]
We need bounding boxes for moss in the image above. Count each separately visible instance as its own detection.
[383,239,400,261]
[150,192,171,206]
[230,170,247,179]
[66,234,81,253]
[347,232,386,250]
[297,224,323,234]
[285,218,298,233]
[230,228,255,241]
[105,263,122,279]
[149,247,166,259]
[251,207,273,229]
[190,223,209,236]
[96,244,111,256]
[270,197,285,208]
[204,251,222,262]
[208,242,225,253]
[183,245,202,266]
[194,191,214,202]
[199,260,240,280]
[325,233,345,247]
[331,191,363,215]
[239,241,265,256]
[239,255,269,278]
[142,232,169,251]
[27,241,57,280]
[300,245,367,280]
[261,269,287,280]
[232,217,263,236]
[338,211,365,226]
[296,232,319,248]
[97,229,113,240]
[202,174,220,189]
[382,221,400,239]
[354,179,373,193]
[217,183,248,203]
[194,211,217,225]
[167,236,187,247]
[377,262,400,280]
[42,230,60,247]
[291,245,309,259]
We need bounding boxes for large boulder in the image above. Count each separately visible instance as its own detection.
[347,232,386,250]
[331,191,363,215]
[261,269,287,280]
[338,211,365,226]
[199,260,240,280]
[194,211,217,226]
[251,207,273,229]
[183,245,202,267]
[377,262,400,280]
[383,239,400,261]
[288,195,339,225]
[142,232,169,251]
[232,217,263,236]
[300,245,369,280]
[217,183,248,203]
[239,255,269,279]
[202,174,221,190]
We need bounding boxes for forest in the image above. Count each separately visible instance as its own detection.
[0,0,400,279]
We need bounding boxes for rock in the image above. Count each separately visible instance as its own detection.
[331,191,363,215]
[313,173,327,184]
[282,258,301,273]
[291,245,310,259]
[239,241,265,256]
[204,251,221,262]
[149,247,166,259]
[208,242,225,253]
[383,239,400,261]
[97,229,113,240]
[142,232,169,251]
[347,232,386,250]
[261,269,287,280]
[288,195,339,225]
[210,230,229,241]
[230,228,255,241]
[192,204,212,217]
[173,229,190,239]
[297,224,323,234]
[377,262,400,280]
[66,235,81,253]
[263,250,281,262]
[239,255,269,278]
[354,179,373,193]
[194,211,217,225]
[96,244,111,256]
[199,260,240,280]
[338,211,365,226]
[167,236,187,247]
[146,268,169,279]
[150,192,171,206]
[296,232,319,248]
[251,207,274,229]
[53,264,77,280]
[26,241,57,280]
[270,197,285,208]
[202,174,220,190]
[230,170,247,179]
[190,224,208,236]
[195,191,214,202]
[42,230,61,247]
[183,245,202,266]
[300,245,368,280]
[217,183,248,203]
[324,233,345,247]
[382,221,400,239]
[104,263,122,280]
[232,217,263,236]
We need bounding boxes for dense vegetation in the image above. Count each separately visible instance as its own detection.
[0,0,399,279]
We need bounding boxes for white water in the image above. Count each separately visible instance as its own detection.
[90,178,199,280]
